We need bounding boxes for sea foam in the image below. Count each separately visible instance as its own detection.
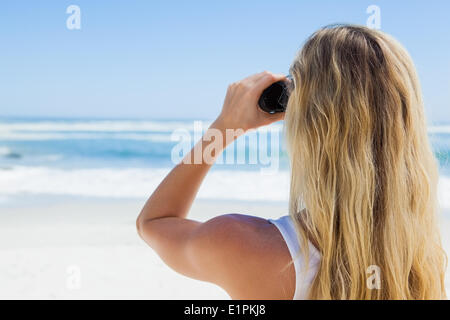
[1,166,449,209]
[0,166,290,202]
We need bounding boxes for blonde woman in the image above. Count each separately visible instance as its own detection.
[136,25,447,299]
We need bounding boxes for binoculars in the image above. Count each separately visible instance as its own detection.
[258,75,292,114]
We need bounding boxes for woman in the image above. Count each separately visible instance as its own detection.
[136,25,447,299]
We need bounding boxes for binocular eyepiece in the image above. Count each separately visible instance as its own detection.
[258,75,292,114]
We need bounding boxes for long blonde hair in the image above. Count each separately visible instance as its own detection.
[285,25,447,299]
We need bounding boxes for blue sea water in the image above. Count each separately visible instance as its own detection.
[0,117,449,204]
[0,117,287,170]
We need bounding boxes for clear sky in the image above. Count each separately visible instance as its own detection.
[1,0,449,123]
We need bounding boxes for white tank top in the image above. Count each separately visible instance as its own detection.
[268,215,321,299]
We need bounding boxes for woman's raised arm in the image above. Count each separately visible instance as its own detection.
[136,71,288,297]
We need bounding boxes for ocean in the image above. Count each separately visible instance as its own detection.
[0,118,449,207]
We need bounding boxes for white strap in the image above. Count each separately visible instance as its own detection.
[269,215,320,299]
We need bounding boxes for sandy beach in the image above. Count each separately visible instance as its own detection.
[0,197,290,299]
[0,196,449,299]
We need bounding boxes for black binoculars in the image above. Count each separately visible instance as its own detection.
[258,75,292,114]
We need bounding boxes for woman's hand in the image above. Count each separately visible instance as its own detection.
[213,71,287,133]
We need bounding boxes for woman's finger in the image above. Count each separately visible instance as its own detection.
[242,71,277,87]
[253,72,287,94]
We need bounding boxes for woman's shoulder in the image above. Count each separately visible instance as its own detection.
[199,213,296,299]
[205,214,295,253]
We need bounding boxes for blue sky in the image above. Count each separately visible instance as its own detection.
[1,0,449,123]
